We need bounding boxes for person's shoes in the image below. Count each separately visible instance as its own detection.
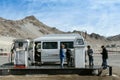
[61,66,64,69]
[89,63,94,66]
[60,65,64,68]
[92,64,94,66]
[103,66,107,69]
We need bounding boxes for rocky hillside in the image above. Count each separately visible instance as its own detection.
[71,30,108,52]
[0,15,120,53]
[0,15,64,39]
[107,34,120,41]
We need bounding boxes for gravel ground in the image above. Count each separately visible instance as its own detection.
[0,74,119,80]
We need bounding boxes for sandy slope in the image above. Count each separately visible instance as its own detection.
[0,36,15,53]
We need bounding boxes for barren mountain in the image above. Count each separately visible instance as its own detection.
[71,30,109,52]
[0,15,120,53]
[107,34,120,41]
[0,15,64,39]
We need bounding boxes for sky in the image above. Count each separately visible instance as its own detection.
[0,0,120,37]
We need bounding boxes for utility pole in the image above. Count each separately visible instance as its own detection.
[85,31,87,39]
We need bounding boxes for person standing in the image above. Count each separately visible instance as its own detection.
[60,44,65,68]
[101,45,108,69]
[66,48,72,67]
[87,45,94,66]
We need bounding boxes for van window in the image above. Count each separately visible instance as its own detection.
[75,39,84,45]
[60,42,73,48]
[43,42,58,49]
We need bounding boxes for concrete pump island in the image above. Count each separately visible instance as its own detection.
[0,34,112,76]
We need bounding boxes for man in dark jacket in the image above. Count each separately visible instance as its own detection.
[101,45,108,69]
[66,48,72,67]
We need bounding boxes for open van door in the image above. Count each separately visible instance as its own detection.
[34,42,41,65]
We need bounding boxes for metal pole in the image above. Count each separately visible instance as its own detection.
[109,66,112,76]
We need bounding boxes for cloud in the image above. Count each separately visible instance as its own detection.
[0,0,120,36]
[71,25,94,33]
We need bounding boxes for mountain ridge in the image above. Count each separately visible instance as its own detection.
[0,15,64,39]
[0,15,120,40]
[0,15,120,53]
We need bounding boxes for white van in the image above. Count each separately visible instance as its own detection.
[34,34,85,65]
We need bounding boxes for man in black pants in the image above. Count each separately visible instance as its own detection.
[66,48,73,67]
[101,45,108,69]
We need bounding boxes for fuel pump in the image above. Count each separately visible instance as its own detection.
[74,39,85,68]
[13,39,30,68]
